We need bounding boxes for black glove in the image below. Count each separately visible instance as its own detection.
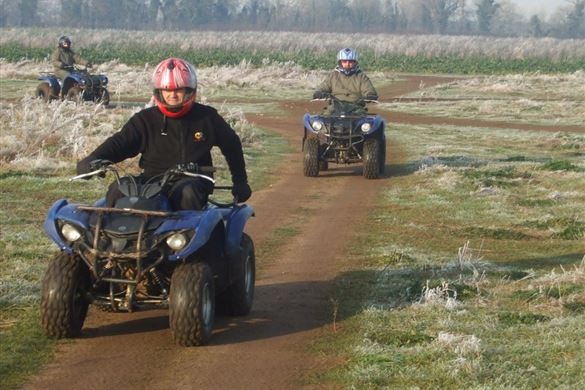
[232,182,252,203]
[76,157,106,179]
[76,157,92,175]
[313,91,326,99]
[365,93,378,101]
[86,62,93,68]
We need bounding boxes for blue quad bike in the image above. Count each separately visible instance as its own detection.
[36,65,110,106]
[41,161,255,346]
[302,96,386,179]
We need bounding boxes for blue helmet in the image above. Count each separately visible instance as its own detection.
[336,48,359,75]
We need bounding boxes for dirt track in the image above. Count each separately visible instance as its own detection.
[23,75,582,390]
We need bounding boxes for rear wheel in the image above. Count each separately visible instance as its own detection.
[36,83,52,102]
[318,145,329,171]
[66,86,83,103]
[379,139,386,174]
[169,262,215,346]
[363,138,381,179]
[218,233,255,316]
[99,89,110,106]
[40,252,90,338]
[303,137,320,177]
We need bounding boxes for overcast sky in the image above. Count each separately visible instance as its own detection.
[513,0,568,16]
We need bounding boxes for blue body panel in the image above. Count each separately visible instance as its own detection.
[38,75,61,93]
[44,198,255,262]
[157,208,222,261]
[44,199,91,253]
[221,205,255,257]
[303,112,385,137]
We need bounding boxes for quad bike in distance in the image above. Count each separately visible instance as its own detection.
[302,95,386,179]
[36,65,110,105]
[41,161,255,346]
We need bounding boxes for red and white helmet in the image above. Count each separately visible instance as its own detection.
[152,58,197,117]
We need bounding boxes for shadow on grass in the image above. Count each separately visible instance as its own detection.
[388,155,488,177]
[69,252,583,346]
[74,273,395,346]
[500,252,584,269]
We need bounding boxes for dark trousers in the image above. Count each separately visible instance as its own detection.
[106,177,212,210]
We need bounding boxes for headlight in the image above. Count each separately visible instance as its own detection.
[361,123,372,132]
[79,78,86,86]
[166,232,188,251]
[311,120,324,132]
[61,223,82,242]
[100,75,108,85]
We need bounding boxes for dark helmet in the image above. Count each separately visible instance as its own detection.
[58,36,71,49]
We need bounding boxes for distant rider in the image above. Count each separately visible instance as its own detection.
[51,36,92,81]
[312,48,378,114]
[76,57,252,210]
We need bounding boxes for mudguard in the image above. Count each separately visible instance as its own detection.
[223,204,255,258]
[44,199,91,253]
[38,75,61,95]
[303,113,385,137]
[157,208,224,261]
[64,72,85,85]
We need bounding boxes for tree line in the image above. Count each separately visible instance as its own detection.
[1,0,584,39]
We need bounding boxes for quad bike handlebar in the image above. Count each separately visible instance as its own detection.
[311,93,379,104]
[70,159,241,206]
[71,159,216,185]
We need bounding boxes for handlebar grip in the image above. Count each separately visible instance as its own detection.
[198,166,216,174]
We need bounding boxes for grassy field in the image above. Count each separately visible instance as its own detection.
[2,27,585,74]
[311,102,585,386]
[1,60,584,388]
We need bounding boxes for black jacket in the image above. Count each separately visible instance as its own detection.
[79,103,248,184]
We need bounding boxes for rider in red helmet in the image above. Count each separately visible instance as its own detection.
[152,57,198,118]
[77,57,251,209]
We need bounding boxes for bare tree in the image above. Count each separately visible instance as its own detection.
[528,15,544,37]
[476,0,499,34]
[565,0,585,37]
[490,0,523,36]
[424,0,462,34]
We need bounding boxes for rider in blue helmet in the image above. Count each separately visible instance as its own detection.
[312,48,378,112]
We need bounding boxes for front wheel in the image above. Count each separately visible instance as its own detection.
[169,262,215,346]
[379,138,386,174]
[40,252,90,338]
[303,137,320,177]
[66,86,83,103]
[363,138,382,179]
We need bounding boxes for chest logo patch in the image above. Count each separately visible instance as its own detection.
[193,131,205,142]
